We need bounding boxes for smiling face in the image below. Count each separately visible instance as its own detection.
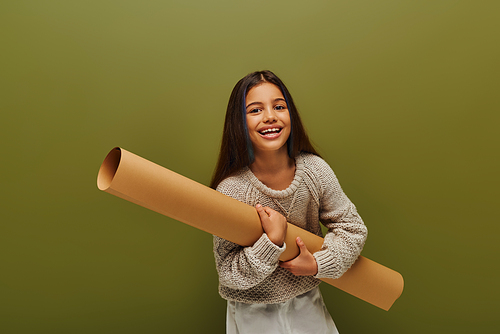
[245,82,291,156]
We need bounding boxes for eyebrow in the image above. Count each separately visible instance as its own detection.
[246,98,286,109]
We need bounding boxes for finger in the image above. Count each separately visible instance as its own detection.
[256,204,270,219]
[296,237,307,252]
[262,206,272,217]
[279,261,291,269]
[263,206,272,216]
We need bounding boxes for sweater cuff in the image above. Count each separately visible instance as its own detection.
[313,250,341,279]
[249,233,286,264]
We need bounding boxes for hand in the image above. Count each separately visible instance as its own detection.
[256,204,287,247]
[279,237,318,276]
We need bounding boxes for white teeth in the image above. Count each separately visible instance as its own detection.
[260,128,281,134]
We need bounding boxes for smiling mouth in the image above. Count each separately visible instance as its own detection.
[259,127,283,137]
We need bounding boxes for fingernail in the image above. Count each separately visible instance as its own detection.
[256,204,261,208]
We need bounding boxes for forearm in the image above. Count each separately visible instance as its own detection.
[214,233,286,289]
[314,216,367,279]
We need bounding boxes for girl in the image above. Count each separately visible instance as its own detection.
[211,70,367,334]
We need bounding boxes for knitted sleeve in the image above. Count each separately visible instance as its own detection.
[309,157,368,279]
[213,177,286,290]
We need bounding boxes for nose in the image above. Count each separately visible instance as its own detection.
[262,108,278,123]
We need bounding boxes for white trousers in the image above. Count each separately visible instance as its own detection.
[226,287,339,334]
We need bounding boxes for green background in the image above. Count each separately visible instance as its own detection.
[1,1,498,333]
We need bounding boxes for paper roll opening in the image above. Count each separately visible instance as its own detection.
[97,147,122,190]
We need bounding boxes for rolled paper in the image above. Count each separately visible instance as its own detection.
[97,147,404,311]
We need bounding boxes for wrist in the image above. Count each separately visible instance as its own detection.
[268,233,284,247]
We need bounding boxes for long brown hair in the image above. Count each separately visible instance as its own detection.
[210,70,319,189]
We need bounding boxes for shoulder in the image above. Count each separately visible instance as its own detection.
[216,170,250,198]
[299,152,335,177]
[298,152,340,195]
[217,174,243,192]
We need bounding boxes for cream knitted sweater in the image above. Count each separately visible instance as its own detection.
[213,153,367,304]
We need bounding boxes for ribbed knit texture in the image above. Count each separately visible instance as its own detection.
[213,153,367,304]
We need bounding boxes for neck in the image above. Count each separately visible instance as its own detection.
[250,148,294,176]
